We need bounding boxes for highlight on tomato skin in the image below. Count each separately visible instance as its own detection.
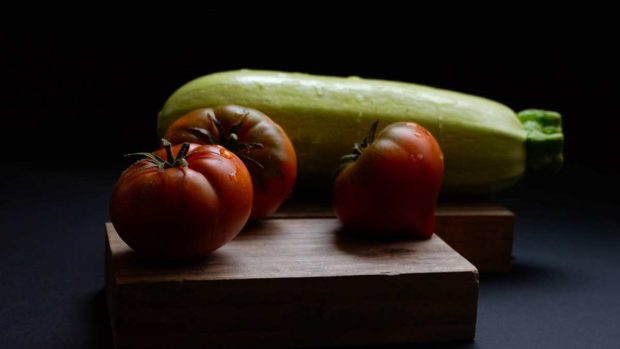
[332,121,444,239]
[164,105,297,220]
[109,141,253,260]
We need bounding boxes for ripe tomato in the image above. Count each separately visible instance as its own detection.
[109,141,253,260]
[332,122,444,238]
[164,106,297,219]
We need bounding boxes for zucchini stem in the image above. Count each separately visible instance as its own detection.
[517,109,564,172]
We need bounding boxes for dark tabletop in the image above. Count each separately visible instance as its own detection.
[1,161,617,349]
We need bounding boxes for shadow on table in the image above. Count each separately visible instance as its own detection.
[480,258,581,288]
[89,289,113,349]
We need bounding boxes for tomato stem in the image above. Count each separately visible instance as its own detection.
[125,140,190,169]
[162,139,175,165]
[173,143,190,167]
[187,113,265,169]
[124,152,167,169]
[334,121,380,176]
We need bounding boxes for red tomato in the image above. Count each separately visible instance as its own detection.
[164,106,297,220]
[109,141,253,260]
[332,122,444,238]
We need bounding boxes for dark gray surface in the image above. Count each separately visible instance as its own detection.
[1,162,618,349]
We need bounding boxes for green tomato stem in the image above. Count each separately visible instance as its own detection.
[161,139,175,166]
[173,143,190,167]
[124,140,191,169]
[334,120,379,177]
[186,114,264,169]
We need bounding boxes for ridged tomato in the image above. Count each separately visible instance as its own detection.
[110,141,253,260]
[332,122,444,238]
[164,106,296,219]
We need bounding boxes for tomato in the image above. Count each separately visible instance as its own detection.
[332,121,444,238]
[109,141,253,260]
[164,106,297,219]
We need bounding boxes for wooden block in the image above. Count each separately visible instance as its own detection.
[106,219,479,348]
[272,201,515,273]
[435,202,514,273]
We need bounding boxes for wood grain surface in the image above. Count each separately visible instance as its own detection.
[273,201,515,272]
[106,217,479,348]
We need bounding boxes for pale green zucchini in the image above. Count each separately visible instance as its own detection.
[158,70,563,194]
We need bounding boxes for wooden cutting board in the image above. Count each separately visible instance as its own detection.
[106,217,479,348]
[274,201,515,273]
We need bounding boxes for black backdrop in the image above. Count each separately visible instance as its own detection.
[2,28,620,349]
[2,32,618,172]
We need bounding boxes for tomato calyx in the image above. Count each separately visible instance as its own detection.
[336,121,379,175]
[187,112,265,169]
[126,139,191,169]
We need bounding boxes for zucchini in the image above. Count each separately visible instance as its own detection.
[158,70,563,194]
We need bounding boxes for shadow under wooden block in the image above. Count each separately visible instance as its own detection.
[106,218,479,349]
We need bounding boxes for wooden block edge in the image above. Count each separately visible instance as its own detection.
[105,223,120,348]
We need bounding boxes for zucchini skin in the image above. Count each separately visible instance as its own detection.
[158,70,536,194]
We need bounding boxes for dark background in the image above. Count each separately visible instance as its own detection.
[1,31,619,348]
[2,32,618,170]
